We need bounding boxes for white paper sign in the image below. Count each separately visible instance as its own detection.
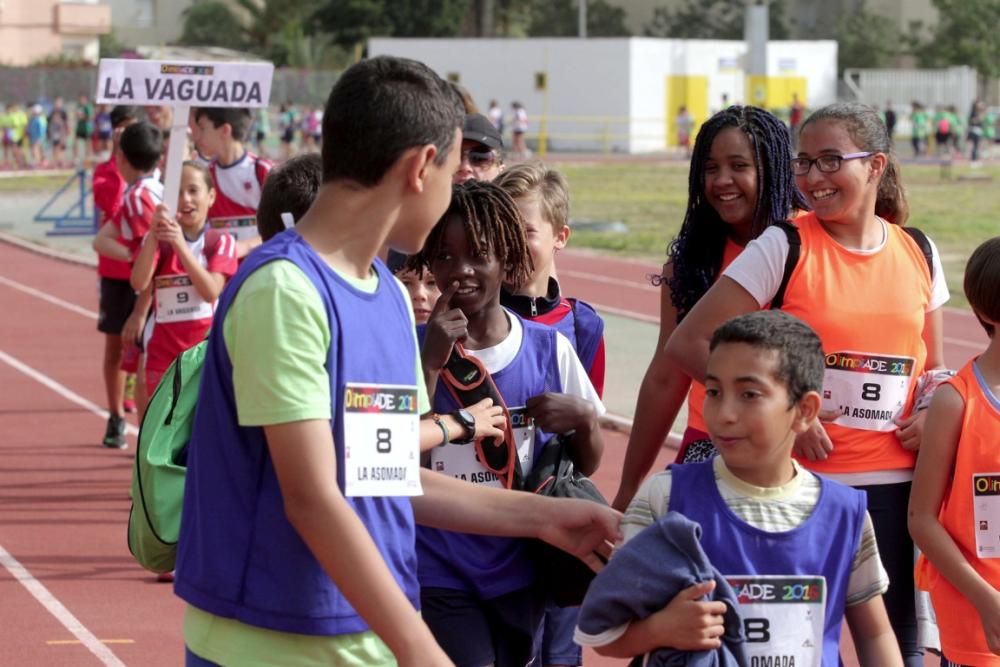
[343,384,422,497]
[96,59,274,108]
[729,575,826,667]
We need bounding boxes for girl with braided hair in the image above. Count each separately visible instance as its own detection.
[411,180,606,667]
[613,105,806,510]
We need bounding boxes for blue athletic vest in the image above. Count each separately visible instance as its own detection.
[555,299,603,374]
[416,314,562,598]
[175,228,420,636]
[669,460,866,667]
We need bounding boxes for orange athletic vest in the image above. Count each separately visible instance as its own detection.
[687,239,743,433]
[915,360,1000,666]
[779,213,932,474]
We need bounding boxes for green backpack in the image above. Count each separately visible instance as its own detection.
[127,340,207,573]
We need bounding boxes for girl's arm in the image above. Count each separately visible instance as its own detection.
[172,238,226,302]
[92,220,130,263]
[665,276,760,384]
[909,385,1000,645]
[922,306,946,370]
[130,234,158,292]
[613,263,691,510]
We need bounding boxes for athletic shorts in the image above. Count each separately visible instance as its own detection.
[97,277,137,335]
[422,586,544,667]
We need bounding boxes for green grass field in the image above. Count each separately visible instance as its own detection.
[0,174,70,192]
[556,161,1000,308]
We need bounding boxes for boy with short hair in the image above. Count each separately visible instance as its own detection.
[175,56,619,667]
[194,107,272,258]
[498,161,605,396]
[577,311,902,667]
[255,152,322,242]
[91,105,144,447]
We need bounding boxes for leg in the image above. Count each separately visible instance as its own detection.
[488,587,545,667]
[537,603,582,667]
[422,587,496,667]
[103,333,126,415]
[857,482,922,667]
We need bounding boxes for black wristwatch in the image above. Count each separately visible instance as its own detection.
[451,408,476,443]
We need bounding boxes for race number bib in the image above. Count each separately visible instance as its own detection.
[430,406,535,488]
[822,351,915,431]
[729,575,826,667]
[209,215,259,241]
[973,474,1000,558]
[155,274,213,324]
[343,384,421,497]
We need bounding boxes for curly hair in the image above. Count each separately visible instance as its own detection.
[407,180,534,290]
[666,105,808,322]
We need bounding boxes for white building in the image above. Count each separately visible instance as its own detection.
[369,37,837,153]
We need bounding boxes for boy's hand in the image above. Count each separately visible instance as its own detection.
[465,397,507,441]
[648,580,727,651]
[122,312,144,346]
[793,411,838,461]
[525,393,596,434]
[894,411,926,450]
[422,281,467,372]
[536,498,621,572]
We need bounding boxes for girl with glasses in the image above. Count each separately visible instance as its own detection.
[614,105,808,510]
[665,102,951,666]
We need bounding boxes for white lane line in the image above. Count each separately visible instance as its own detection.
[0,349,138,436]
[0,275,98,320]
[944,336,986,351]
[0,543,128,667]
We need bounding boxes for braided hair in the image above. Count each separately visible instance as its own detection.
[408,180,534,290]
[666,105,808,323]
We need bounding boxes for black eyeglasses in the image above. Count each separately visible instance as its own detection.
[791,152,874,176]
[461,149,498,169]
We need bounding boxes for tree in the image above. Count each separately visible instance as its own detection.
[645,0,789,40]
[311,0,471,50]
[177,2,249,51]
[527,0,630,37]
[831,4,902,73]
[917,0,1000,79]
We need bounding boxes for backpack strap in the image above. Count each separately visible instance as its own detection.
[440,344,520,489]
[901,226,935,281]
[771,221,801,311]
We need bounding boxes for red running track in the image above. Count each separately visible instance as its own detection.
[0,241,986,666]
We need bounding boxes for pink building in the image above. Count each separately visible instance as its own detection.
[0,0,111,65]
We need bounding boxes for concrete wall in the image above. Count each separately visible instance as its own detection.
[0,0,107,66]
[369,37,837,153]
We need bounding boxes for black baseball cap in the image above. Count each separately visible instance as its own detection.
[462,113,503,151]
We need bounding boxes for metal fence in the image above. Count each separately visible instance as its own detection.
[843,66,980,116]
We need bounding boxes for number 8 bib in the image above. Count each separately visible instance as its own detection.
[729,575,826,667]
[822,351,915,432]
[343,384,422,497]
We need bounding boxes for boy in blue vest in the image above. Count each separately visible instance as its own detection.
[175,56,620,667]
[496,162,605,667]
[576,311,902,666]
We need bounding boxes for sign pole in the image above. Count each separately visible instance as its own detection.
[161,105,190,216]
